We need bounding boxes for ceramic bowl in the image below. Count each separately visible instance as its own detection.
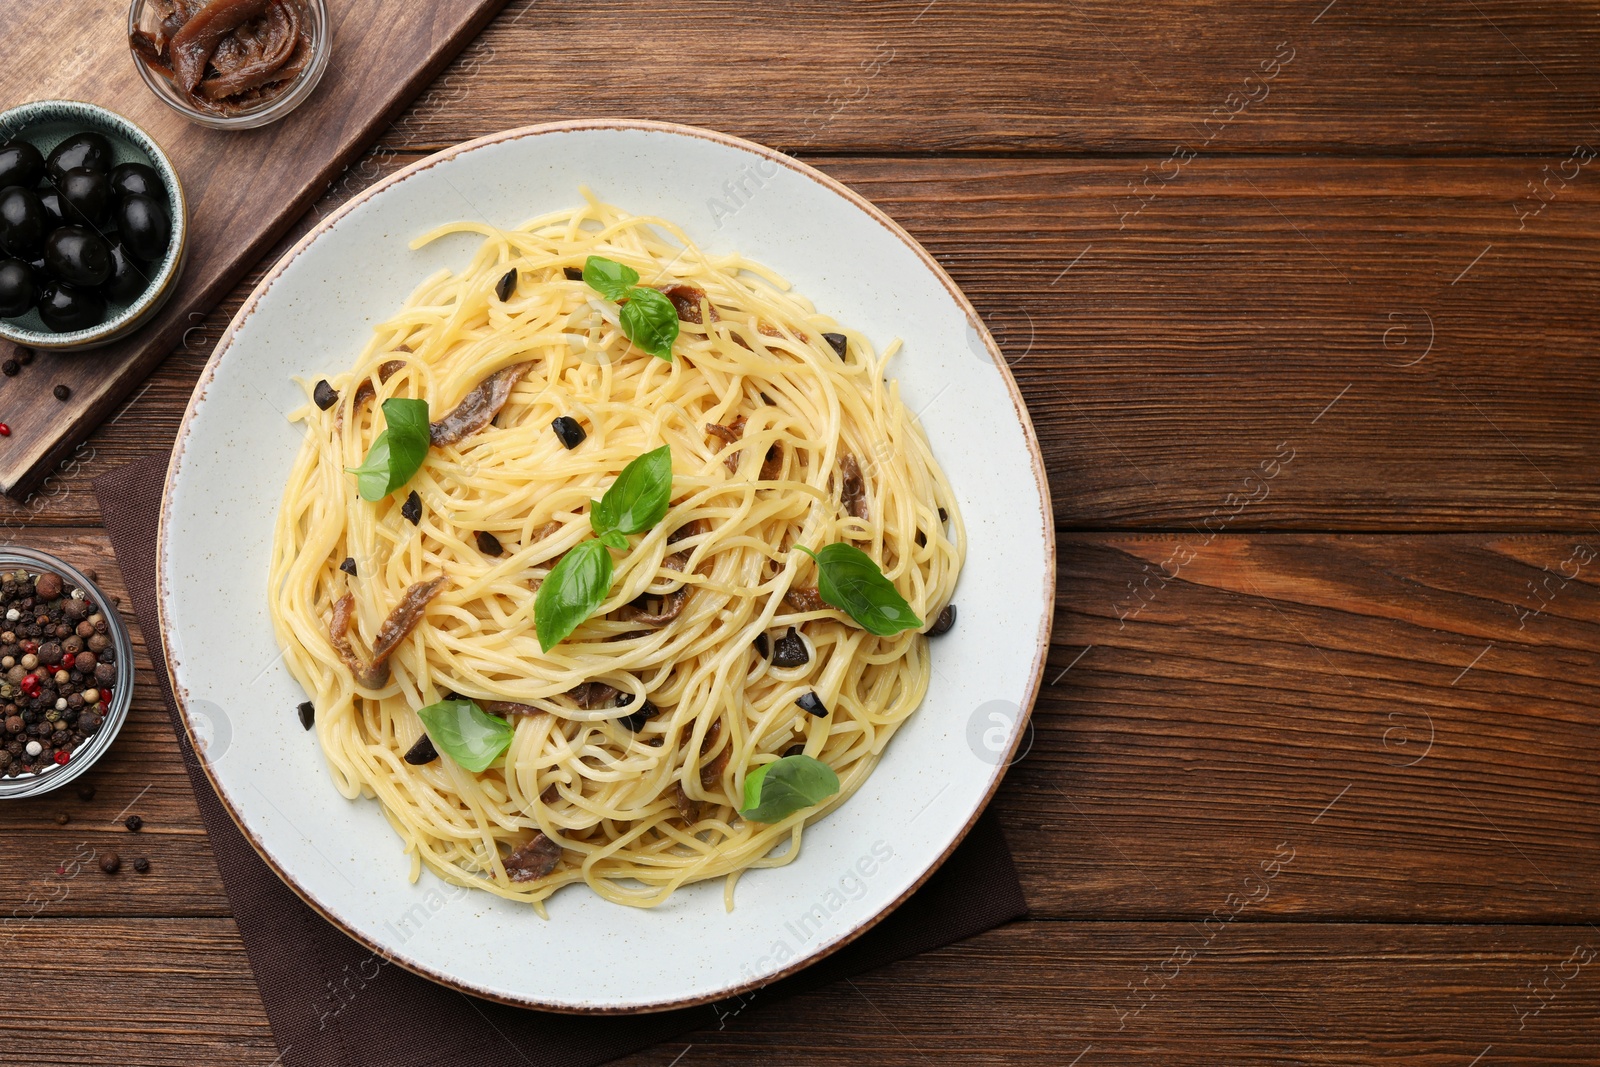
[0,100,188,352]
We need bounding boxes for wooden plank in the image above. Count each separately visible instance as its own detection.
[6,920,1597,1065]
[384,0,1600,156]
[2,529,1595,924]
[0,0,510,499]
[6,154,1600,530]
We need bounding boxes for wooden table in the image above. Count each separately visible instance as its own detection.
[6,2,1600,1062]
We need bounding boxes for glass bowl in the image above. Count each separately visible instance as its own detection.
[0,548,135,799]
[127,0,331,131]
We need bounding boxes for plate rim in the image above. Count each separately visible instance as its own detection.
[155,118,1056,1013]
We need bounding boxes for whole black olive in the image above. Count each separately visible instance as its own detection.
[102,243,148,304]
[118,194,170,262]
[37,282,106,332]
[46,132,112,183]
[38,190,67,228]
[56,168,110,227]
[108,162,162,202]
[0,142,44,191]
[44,227,112,288]
[0,258,34,317]
[0,187,48,259]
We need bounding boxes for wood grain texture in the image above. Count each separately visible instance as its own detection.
[381,0,1600,156]
[0,0,509,498]
[8,921,1598,1065]
[5,154,1598,530]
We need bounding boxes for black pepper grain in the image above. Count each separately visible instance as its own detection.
[132,857,150,874]
[1,360,17,377]
[17,347,33,366]
[99,852,120,874]
[124,815,142,832]
[77,783,94,801]
[400,490,422,525]
[52,384,70,402]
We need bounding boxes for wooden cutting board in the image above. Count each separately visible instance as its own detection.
[0,0,509,499]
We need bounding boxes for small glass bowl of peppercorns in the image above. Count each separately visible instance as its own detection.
[0,547,134,799]
[0,100,188,352]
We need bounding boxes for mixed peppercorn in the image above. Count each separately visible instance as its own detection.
[0,567,117,778]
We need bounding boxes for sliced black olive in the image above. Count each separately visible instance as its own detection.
[0,259,34,318]
[56,168,110,227]
[795,691,828,717]
[928,603,956,636]
[117,193,170,262]
[36,282,105,332]
[46,132,112,182]
[297,701,315,730]
[403,734,438,765]
[102,243,147,304]
[339,557,357,576]
[938,507,948,523]
[618,700,659,732]
[822,332,847,358]
[563,266,584,281]
[0,187,48,259]
[312,379,338,410]
[44,227,112,287]
[0,142,44,190]
[495,268,517,302]
[400,490,422,525]
[474,530,503,556]
[551,416,586,449]
[108,162,162,202]
[783,743,806,757]
[772,626,809,668]
[752,632,770,659]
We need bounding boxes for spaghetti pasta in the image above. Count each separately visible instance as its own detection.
[268,195,965,911]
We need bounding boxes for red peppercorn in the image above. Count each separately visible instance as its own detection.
[0,425,11,437]
[53,751,69,765]
[60,653,74,669]
[20,640,37,655]
[20,674,39,695]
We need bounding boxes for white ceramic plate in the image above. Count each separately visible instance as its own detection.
[157,120,1053,1013]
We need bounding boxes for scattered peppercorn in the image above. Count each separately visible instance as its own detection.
[99,852,120,874]
[77,783,95,801]
[52,384,70,401]
[55,811,69,825]
[495,268,517,302]
[772,626,809,668]
[1,360,17,377]
[822,332,847,358]
[400,490,422,525]
[928,604,957,637]
[132,856,150,874]
[474,530,503,556]
[795,691,829,717]
[313,379,338,410]
[297,701,314,730]
[563,267,584,281]
[124,814,142,832]
[16,347,33,366]
[338,557,357,576]
[402,734,438,765]
[551,416,586,449]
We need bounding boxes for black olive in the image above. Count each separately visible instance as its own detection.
[551,416,586,449]
[102,243,148,304]
[0,143,44,191]
[339,557,357,576]
[0,187,48,259]
[783,743,805,757]
[108,162,162,202]
[475,530,503,556]
[297,701,314,729]
[928,603,956,636]
[0,259,34,317]
[822,332,847,358]
[752,632,770,659]
[36,283,106,332]
[400,490,422,525]
[38,190,67,228]
[772,626,809,668]
[117,194,170,262]
[56,168,110,227]
[44,227,112,288]
[618,700,659,732]
[495,268,517,302]
[312,379,338,409]
[563,267,584,281]
[46,132,112,182]
[403,734,438,765]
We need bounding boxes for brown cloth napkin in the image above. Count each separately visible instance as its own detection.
[95,453,1027,1067]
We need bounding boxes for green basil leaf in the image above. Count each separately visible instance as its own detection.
[591,445,673,537]
[416,698,513,773]
[535,538,615,650]
[583,255,639,301]
[344,397,431,501]
[798,543,924,636]
[618,286,679,361]
[739,754,840,823]
[597,529,629,551]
